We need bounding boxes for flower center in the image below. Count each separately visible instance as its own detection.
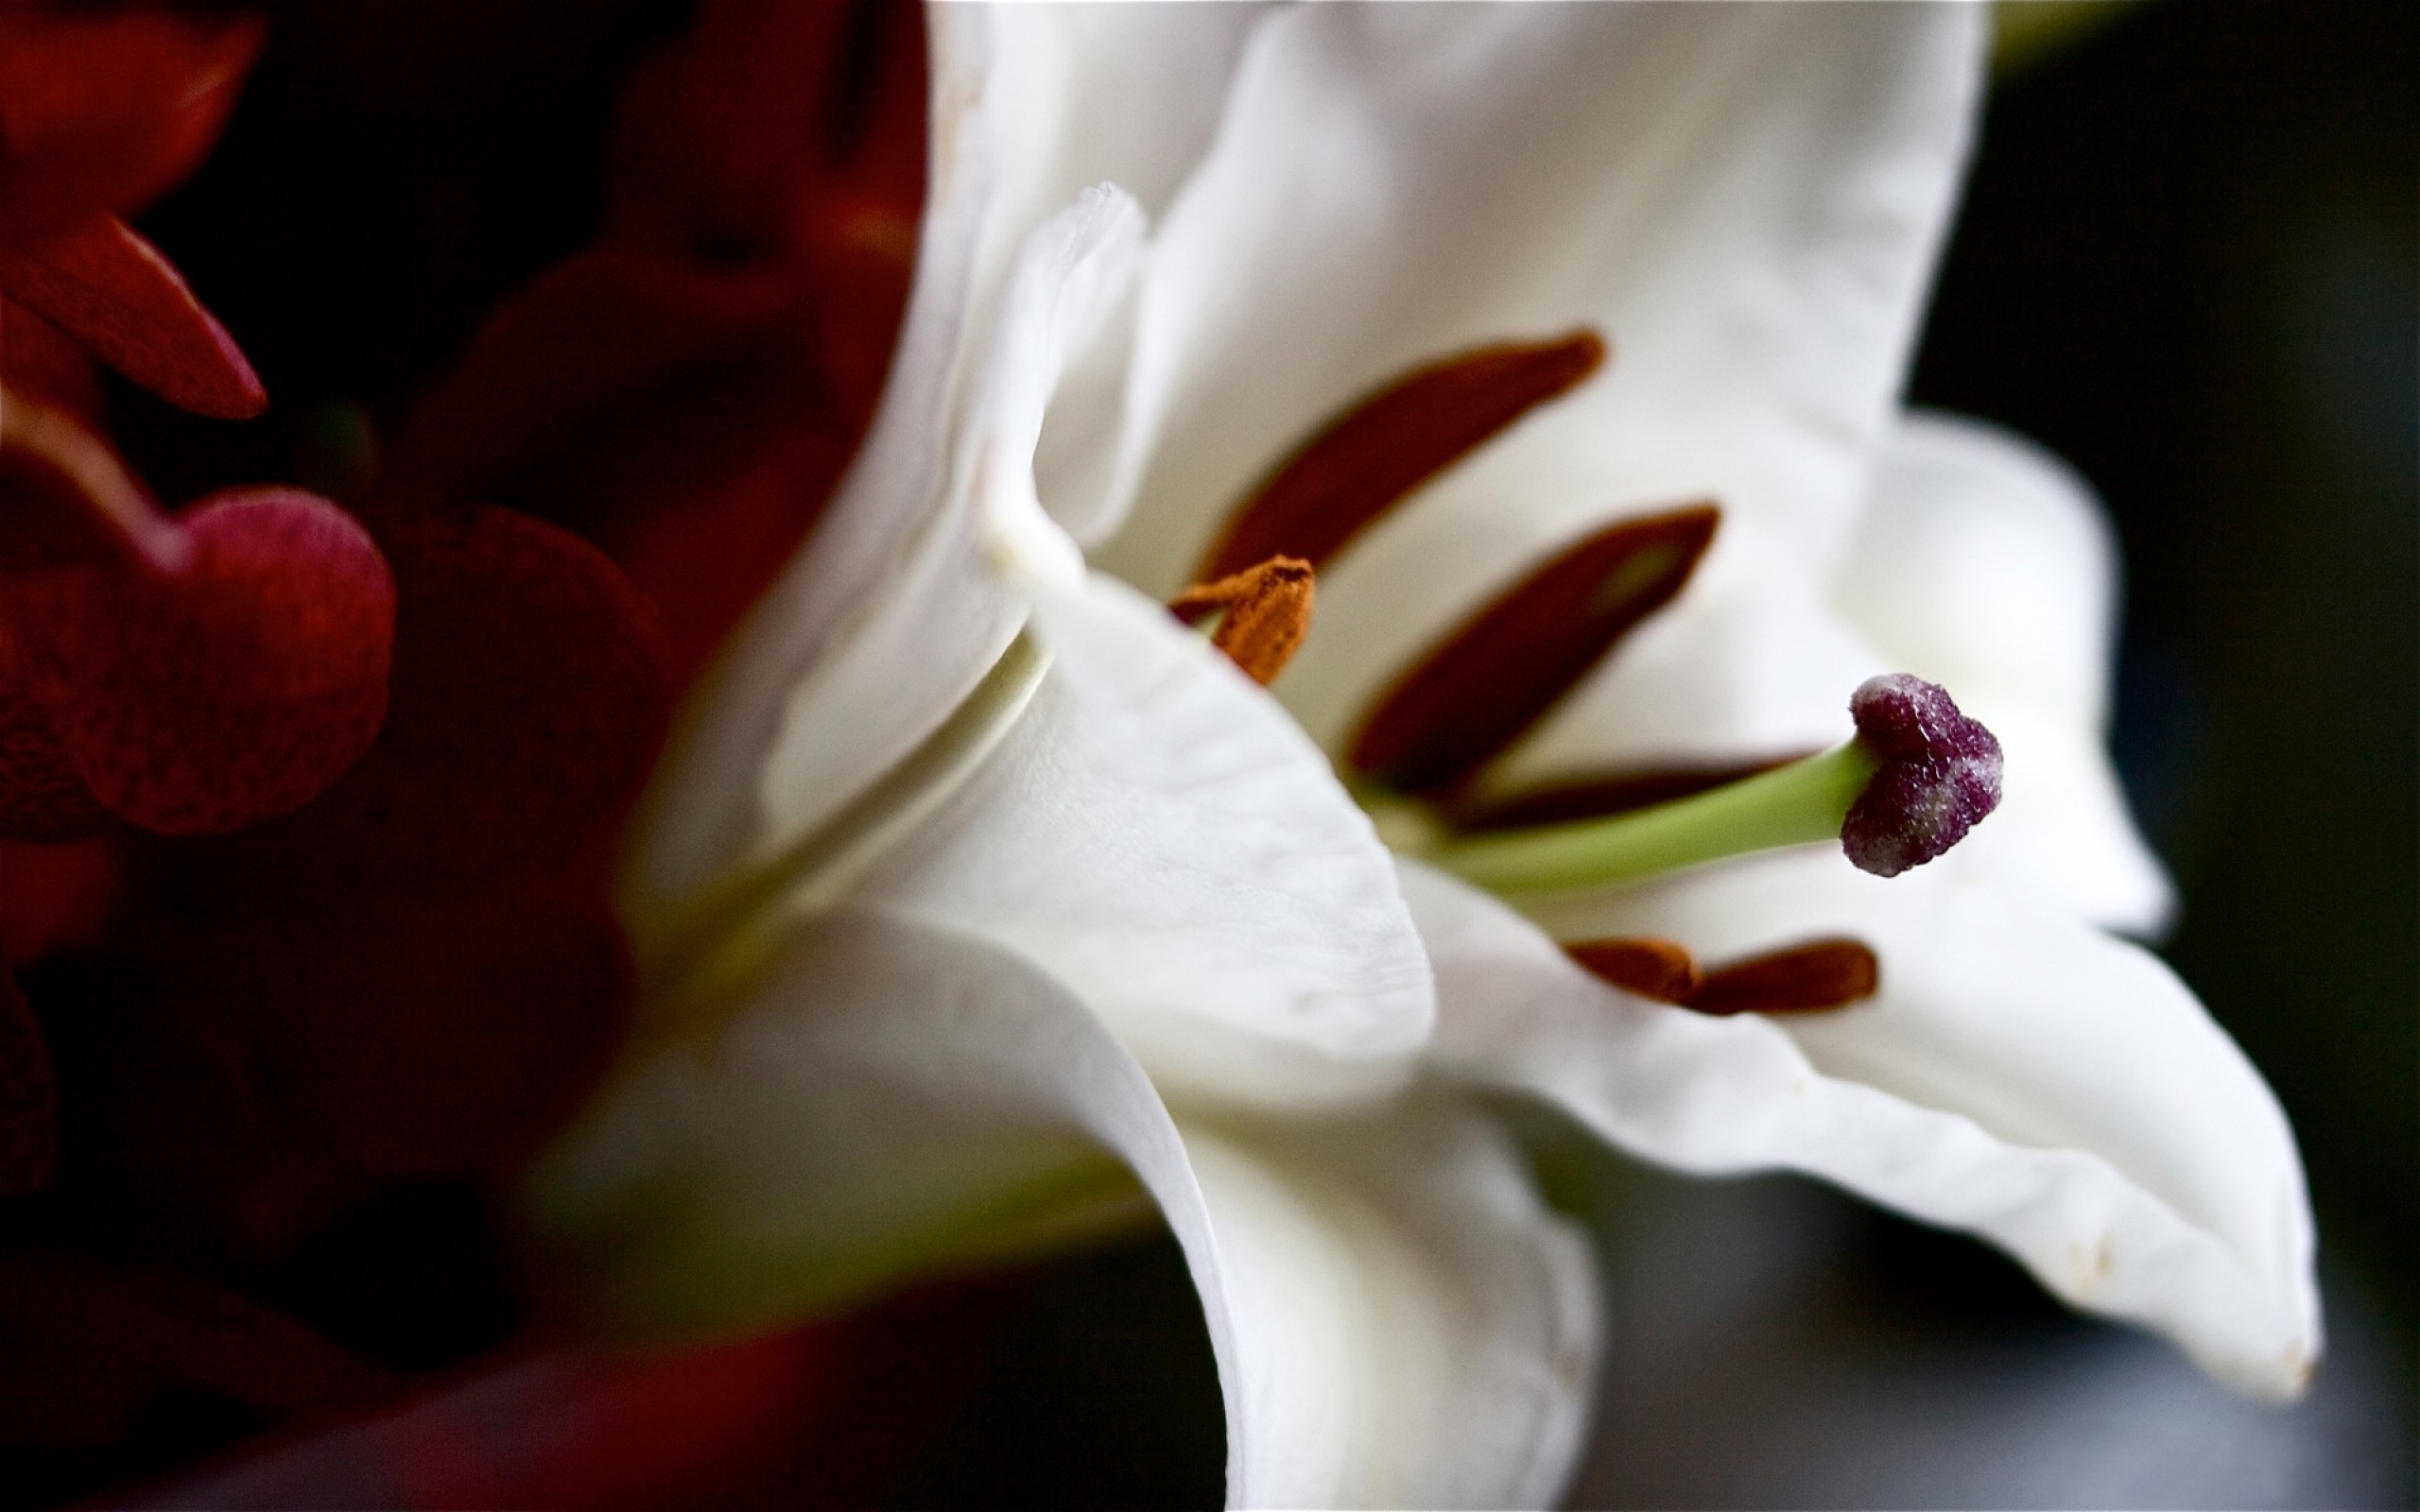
[1168,328,2011,1019]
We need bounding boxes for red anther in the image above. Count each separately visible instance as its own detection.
[1198,331,1606,582]
[0,968,58,1194]
[1566,934,1880,1017]
[38,490,396,836]
[1687,938,1880,1016]
[0,216,267,419]
[1564,936,1702,1004]
[1350,503,1720,795]
[1169,556,1317,686]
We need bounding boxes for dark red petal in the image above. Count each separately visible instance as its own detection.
[1685,938,1880,1017]
[0,1246,389,1455]
[383,248,801,507]
[1349,503,1720,795]
[1198,331,1606,582]
[783,0,926,417]
[0,836,119,962]
[1,296,104,420]
[0,381,180,571]
[336,505,667,885]
[214,886,633,1176]
[0,637,105,841]
[115,1275,1031,1512]
[0,9,263,238]
[0,968,58,1194]
[42,944,356,1271]
[612,0,912,259]
[166,504,669,894]
[118,1324,856,1511]
[600,415,860,681]
[0,215,267,419]
[46,489,396,836]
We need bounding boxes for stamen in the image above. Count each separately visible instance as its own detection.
[1426,673,2002,895]
[1348,504,1720,795]
[1197,331,1605,581]
[1687,938,1878,1016]
[1564,936,1701,1003]
[1566,935,1878,1016]
[1169,556,1316,686]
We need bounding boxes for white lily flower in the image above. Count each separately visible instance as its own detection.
[525,5,2319,1506]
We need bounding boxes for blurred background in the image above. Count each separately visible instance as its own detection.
[64,0,2420,1506]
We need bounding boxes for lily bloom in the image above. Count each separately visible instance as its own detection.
[527,4,2317,1505]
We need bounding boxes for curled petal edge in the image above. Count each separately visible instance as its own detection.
[1403,858,2320,1400]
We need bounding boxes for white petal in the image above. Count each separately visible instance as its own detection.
[622,14,1004,914]
[1096,4,1985,747]
[855,570,1434,1112]
[1406,856,2320,1399]
[974,4,1278,545]
[965,3,1270,328]
[1182,1106,1599,1509]
[521,910,1182,1335]
[624,179,1142,936]
[525,911,1590,1510]
[1834,411,2174,933]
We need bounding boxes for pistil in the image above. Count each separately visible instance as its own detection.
[1425,673,2002,895]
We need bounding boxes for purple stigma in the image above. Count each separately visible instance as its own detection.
[1841,674,2004,877]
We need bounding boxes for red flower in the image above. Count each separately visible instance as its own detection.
[0,1,928,1500]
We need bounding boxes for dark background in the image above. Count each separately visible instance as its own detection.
[96,0,2418,1506]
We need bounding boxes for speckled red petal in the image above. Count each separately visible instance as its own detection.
[0,642,105,841]
[0,217,266,419]
[45,489,396,836]
[157,504,669,896]
[328,505,668,885]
